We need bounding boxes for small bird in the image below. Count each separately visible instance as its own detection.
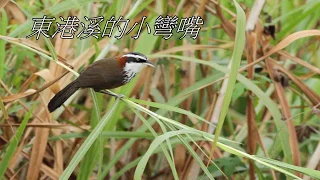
[48,52,154,112]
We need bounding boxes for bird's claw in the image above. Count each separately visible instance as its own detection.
[98,90,124,99]
[116,94,125,99]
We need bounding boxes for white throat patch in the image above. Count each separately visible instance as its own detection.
[123,62,147,83]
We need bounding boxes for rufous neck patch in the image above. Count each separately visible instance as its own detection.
[117,56,127,68]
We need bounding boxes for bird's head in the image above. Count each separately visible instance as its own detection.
[117,52,154,83]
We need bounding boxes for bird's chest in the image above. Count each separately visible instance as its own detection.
[122,70,137,84]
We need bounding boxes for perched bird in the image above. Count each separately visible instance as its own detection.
[48,52,154,112]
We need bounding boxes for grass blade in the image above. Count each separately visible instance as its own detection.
[0,9,8,79]
[0,106,33,178]
[210,0,246,153]
[60,98,121,180]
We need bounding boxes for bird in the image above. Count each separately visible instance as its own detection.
[48,52,154,112]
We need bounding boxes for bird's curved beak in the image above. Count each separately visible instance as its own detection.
[145,60,155,67]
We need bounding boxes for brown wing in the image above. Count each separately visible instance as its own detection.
[75,58,124,90]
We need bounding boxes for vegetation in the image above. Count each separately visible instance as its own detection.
[0,0,320,179]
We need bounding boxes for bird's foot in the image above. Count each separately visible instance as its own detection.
[99,90,125,99]
[116,94,125,99]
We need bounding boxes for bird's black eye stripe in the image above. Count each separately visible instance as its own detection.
[122,52,148,64]
[126,57,146,63]
[136,57,147,63]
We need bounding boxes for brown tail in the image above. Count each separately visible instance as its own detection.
[48,81,79,112]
